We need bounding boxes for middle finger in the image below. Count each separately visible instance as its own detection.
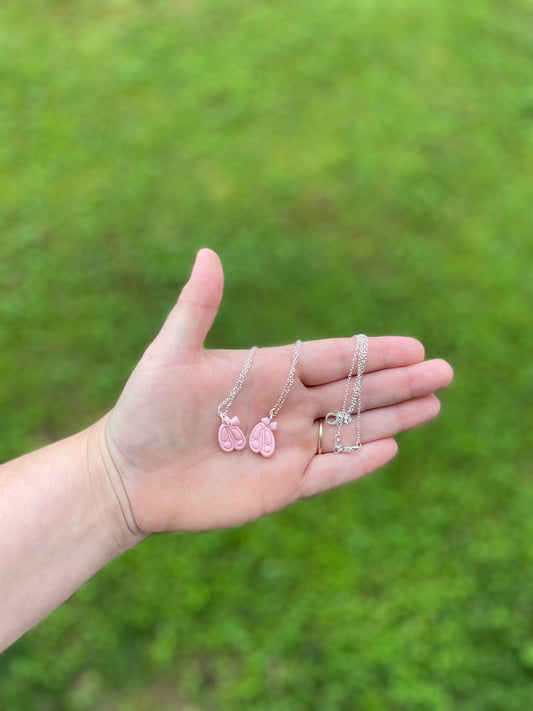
[309,359,452,418]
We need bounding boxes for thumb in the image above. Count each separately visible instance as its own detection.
[156,248,224,353]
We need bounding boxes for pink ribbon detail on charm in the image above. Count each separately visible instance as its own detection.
[218,416,246,452]
[249,417,277,458]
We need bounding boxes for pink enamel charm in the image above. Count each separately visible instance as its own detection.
[218,416,246,452]
[249,417,277,458]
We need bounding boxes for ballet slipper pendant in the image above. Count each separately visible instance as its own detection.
[249,340,302,459]
[218,415,247,452]
[216,346,257,453]
[249,417,277,458]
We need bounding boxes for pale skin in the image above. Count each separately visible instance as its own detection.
[0,248,454,651]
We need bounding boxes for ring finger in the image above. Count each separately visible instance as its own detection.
[316,394,441,454]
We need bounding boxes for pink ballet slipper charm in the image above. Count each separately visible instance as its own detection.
[218,415,246,452]
[249,417,277,458]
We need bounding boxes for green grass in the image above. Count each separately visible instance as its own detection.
[1,0,533,709]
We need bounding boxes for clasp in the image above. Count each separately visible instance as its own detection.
[326,411,352,426]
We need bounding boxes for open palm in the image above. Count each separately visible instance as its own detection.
[102,249,453,535]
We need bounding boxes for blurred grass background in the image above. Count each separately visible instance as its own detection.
[1,0,533,708]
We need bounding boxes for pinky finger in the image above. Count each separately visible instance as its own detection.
[297,438,399,499]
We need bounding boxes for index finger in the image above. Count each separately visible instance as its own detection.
[299,336,426,386]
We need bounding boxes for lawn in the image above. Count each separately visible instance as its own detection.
[1,0,533,709]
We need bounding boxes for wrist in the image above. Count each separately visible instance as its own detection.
[0,421,145,649]
[86,414,148,554]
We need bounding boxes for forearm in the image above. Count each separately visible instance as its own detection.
[0,418,142,651]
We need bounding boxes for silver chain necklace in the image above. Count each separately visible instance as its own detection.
[268,339,302,423]
[326,334,368,453]
[216,346,257,452]
[250,340,302,457]
[216,346,257,421]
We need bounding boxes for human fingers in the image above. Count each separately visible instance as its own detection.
[310,358,453,417]
[316,394,441,454]
[299,336,425,386]
[297,438,399,499]
[152,248,224,356]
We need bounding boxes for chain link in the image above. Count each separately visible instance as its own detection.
[268,340,302,422]
[217,346,257,420]
[329,334,368,453]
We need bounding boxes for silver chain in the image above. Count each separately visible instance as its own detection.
[327,334,368,453]
[268,340,302,422]
[217,346,257,421]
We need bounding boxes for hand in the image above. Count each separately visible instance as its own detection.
[99,249,453,538]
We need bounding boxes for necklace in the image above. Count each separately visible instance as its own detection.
[326,334,368,453]
[249,340,302,458]
[216,346,257,452]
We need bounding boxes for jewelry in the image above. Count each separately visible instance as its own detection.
[216,346,257,452]
[326,334,368,453]
[317,418,324,455]
[250,340,302,458]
